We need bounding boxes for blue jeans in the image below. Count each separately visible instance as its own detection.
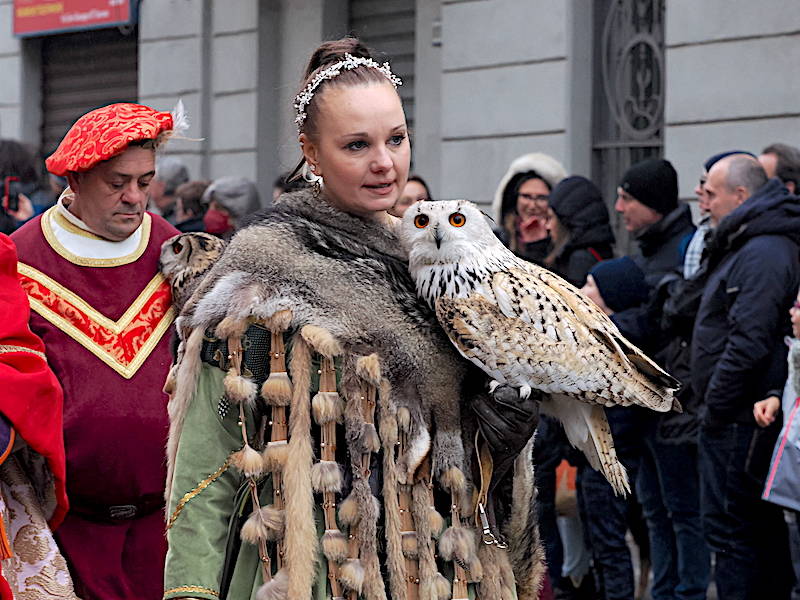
[699,422,793,600]
[638,436,710,600]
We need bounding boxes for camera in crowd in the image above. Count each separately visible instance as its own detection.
[2,176,36,214]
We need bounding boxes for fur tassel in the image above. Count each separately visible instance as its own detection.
[433,572,450,599]
[261,309,292,332]
[256,568,288,600]
[361,422,381,453]
[224,369,257,406]
[401,531,418,559]
[300,325,342,358]
[439,526,479,572]
[355,353,381,385]
[215,315,248,340]
[338,558,365,594]
[440,466,467,494]
[163,364,177,395]
[262,372,293,406]
[429,507,445,538]
[321,529,349,563]
[396,406,411,432]
[311,460,342,493]
[312,391,344,424]
[338,493,360,526]
[230,444,264,477]
[241,506,284,544]
[262,440,289,472]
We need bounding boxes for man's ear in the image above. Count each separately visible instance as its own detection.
[65,172,80,194]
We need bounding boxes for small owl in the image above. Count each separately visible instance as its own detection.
[160,232,226,312]
[400,200,679,495]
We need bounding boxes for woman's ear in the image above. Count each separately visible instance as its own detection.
[299,133,320,176]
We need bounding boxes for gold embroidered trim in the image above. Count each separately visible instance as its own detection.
[52,208,107,241]
[0,345,47,361]
[167,460,230,530]
[18,264,175,379]
[41,206,152,267]
[163,585,219,598]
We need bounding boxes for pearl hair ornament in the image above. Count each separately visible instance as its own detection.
[293,53,403,131]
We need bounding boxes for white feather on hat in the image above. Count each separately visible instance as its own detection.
[491,152,567,221]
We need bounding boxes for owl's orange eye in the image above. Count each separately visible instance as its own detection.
[449,212,466,227]
[414,214,429,228]
[172,241,183,254]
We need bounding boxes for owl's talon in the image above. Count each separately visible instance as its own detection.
[488,380,501,394]
[519,385,532,400]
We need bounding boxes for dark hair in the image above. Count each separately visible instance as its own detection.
[407,174,433,201]
[0,139,39,184]
[500,170,550,219]
[762,143,800,189]
[298,37,392,139]
[175,180,210,217]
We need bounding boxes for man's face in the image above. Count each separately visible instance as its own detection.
[614,187,662,232]
[759,152,778,178]
[705,163,745,226]
[66,146,155,241]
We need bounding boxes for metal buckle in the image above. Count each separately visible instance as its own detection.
[108,504,137,520]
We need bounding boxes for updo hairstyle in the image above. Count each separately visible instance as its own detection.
[297,36,395,139]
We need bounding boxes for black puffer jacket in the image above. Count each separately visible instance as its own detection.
[547,176,615,287]
[612,203,695,351]
[692,178,800,426]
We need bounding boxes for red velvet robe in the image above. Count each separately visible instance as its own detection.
[11,210,178,600]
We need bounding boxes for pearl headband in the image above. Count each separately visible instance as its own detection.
[293,53,403,132]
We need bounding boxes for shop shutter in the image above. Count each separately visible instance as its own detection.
[349,0,415,128]
[41,27,138,156]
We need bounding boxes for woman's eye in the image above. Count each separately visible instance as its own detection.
[347,140,367,151]
[389,134,406,146]
[414,214,429,228]
[449,212,466,227]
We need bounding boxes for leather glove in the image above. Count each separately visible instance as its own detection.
[471,384,541,490]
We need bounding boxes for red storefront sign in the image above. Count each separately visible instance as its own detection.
[14,0,133,37]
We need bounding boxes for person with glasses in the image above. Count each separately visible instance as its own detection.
[491,152,566,265]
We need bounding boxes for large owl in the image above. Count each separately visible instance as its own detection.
[400,200,679,495]
[160,232,226,312]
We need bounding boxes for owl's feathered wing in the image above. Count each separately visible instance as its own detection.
[434,264,679,495]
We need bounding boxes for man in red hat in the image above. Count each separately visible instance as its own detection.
[11,103,182,600]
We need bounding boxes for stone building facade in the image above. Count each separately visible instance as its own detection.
[1,0,797,235]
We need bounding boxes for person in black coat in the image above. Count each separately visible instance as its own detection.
[692,154,799,599]
[544,175,615,287]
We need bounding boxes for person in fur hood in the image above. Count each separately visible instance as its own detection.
[163,37,545,600]
[492,152,567,266]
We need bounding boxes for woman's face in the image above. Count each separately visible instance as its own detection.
[516,178,550,220]
[545,207,563,243]
[791,290,800,339]
[300,82,410,219]
[389,179,428,218]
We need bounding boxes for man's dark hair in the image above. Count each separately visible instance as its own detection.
[725,155,768,196]
[175,180,210,217]
[762,143,800,189]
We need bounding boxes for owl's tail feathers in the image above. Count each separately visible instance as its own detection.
[541,397,630,496]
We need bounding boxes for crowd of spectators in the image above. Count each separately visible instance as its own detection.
[494,144,800,600]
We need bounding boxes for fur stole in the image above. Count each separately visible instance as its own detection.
[166,189,543,599]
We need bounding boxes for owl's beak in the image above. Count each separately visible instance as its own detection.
[433,225,442,249]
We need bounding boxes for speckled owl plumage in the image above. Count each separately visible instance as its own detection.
[401,199,681,495]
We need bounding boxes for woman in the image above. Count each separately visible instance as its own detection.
[389,174,431,218]
[164,38,543,600]
[201,176,262,238]
[544,176,615,288]
[492,153,566,265]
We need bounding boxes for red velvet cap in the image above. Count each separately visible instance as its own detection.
[45,103,174,176]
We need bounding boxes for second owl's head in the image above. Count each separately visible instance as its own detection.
[399,199,502,266]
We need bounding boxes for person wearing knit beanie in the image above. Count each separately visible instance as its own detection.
[615,158,678,232]
[581,256,649,315]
